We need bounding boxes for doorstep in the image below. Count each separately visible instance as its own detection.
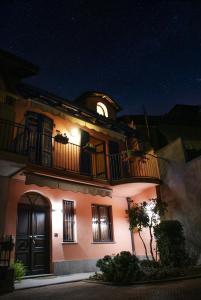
[15,272,95,290]
[23,273,55,279]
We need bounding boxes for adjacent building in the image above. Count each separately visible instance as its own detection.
[121,105,201,262]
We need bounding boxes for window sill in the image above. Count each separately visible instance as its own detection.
[91,241,116,244]
[61,242,78,245]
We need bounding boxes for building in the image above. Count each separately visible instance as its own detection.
[157,138,201,262]
[120,105,201,262]
[118,104,201,159]
[0,50,160,275]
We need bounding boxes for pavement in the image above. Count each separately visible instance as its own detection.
[1,277,201,300]
[15,272,94,290]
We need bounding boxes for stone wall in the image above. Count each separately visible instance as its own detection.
[157,138,201,262]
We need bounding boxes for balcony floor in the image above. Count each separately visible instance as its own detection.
[0,151,27,176]
[112,181,160,198]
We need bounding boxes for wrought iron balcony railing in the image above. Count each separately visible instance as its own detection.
[0,119,106,179]
[0,119,29,155]
[0,119,160,182]
[108,151,160,181]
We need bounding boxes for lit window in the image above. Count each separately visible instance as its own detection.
[96,102,108,117]
[63,200,75,242]
[92,204,113,242]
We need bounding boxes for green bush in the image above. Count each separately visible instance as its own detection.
[11,260,26,281]
[140,259,159,270]
[145,266,184,280]
[96,251,143,283]
[154,220,189,267]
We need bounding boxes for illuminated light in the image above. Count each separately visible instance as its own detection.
[52,207,62,213]
[145,201,160,223]
[97,102,108,117]
[70,127,79,137]
[68,127,81,146]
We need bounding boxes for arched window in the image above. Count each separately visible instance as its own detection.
[96,102,108,117]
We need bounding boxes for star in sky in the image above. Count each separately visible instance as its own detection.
[0,0,201,115]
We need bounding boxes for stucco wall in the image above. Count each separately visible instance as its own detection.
[5,178,133,264]
[157,138,201,261]
[4,178,158,268]
[132,186,157,259]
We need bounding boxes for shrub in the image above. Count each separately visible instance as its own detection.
[11,260,26,281]
[154,220,189,267]
[140,259,159,270]
[128,198,167,262]
[145,266,184,280]
[96,251,143,283]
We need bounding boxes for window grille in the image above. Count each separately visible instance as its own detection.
[63,200,75,242]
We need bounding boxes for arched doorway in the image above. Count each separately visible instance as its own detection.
[15,192,50,275]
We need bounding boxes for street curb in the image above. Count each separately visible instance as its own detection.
[15,279,85,291]
[13,273,201,291]
[83,273,201,286]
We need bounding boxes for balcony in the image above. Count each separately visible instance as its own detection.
[0,120,160,184]
[0,120,29,176]
[109,151,160,185]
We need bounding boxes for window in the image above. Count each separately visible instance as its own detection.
[92,204,113,242]
[63,200,75,242]
[96,102,108,118]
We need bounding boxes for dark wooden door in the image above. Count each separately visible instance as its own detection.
[80,129,92,176]
[95,142,106,178]
[25,111,53,167]
[16,203,49,275]
[108,141,121,180]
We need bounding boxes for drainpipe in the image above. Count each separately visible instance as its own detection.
[126,197,135,255]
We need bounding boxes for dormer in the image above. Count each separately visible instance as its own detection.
[74,91,121,120]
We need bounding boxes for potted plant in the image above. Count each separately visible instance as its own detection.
[11,260,26,282]
[54,131,69,144]
[83,143,96,153]
[127,149,144,158]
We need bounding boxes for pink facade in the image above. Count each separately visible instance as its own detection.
[4,176,158,274]
[0,51,160,275]
[132,187,157,257]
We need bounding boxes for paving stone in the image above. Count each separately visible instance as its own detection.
[1,277,201,300]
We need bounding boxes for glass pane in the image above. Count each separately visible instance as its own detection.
[99,206,110,241]
[92,205,99,241]
[63,201,74,242]
[92,205,112,242]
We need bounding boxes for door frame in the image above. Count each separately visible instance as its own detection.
[15,192,51,275]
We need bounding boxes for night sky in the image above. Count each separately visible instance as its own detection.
[1,0,201,115]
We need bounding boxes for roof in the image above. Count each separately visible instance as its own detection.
[17,84,127,134]
[74,91,122,112]
[166,104,201,125]
[119,104,201,127]
[0,49,39,78]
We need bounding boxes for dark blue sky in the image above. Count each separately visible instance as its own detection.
[1,0,201,115]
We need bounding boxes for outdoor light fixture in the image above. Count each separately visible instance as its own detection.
[70,127,79,137]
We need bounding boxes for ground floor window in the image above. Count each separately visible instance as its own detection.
[63,200,75,242]
[91,204,113,242]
